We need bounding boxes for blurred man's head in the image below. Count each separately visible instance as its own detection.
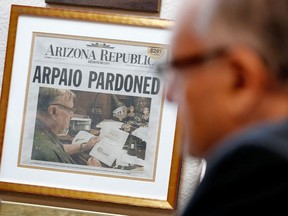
[164,0,288,157]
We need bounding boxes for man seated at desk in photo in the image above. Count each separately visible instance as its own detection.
[31,87,101,167]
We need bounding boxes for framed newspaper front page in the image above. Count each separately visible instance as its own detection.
[0,5,181,211]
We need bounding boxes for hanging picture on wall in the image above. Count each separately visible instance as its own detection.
[45,0,161,13]
[0,5,181,214]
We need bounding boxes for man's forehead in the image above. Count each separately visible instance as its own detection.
[171,0,218,56]
[175,0,216,25]
[171,25,206,58]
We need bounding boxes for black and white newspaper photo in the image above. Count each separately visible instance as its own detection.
[18,32,167,181]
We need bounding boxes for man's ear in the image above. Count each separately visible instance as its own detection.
[47,105,57,119]
[225,46,270,121]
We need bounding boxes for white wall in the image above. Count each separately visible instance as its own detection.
[0,0,204,213]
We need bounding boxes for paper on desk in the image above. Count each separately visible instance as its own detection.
[96,119,123,130]
[89,128,129,167]
[116,150,145,167]
[131,127,148,142]
[72,131,96,145]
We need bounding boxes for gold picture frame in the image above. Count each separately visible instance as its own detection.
[0,5,181,213]
[0,200,123,216]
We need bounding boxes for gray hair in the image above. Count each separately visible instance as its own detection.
[195,0,288,81]
[37,87,76,113]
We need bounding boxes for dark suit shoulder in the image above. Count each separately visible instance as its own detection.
[183,121,288,216]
